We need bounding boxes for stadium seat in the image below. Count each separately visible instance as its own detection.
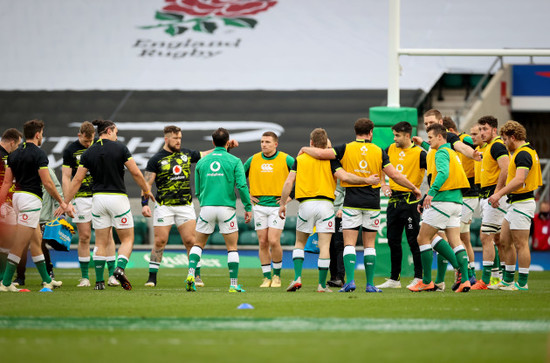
[280,230,296,246]
[167,225,182,245]
[470,218,482,247]
[133,215,148,245]
[208,232,226,245]
[442,73,464,88]
[238,230,259,245]
[284,216,297,230]
[237,216,249,231]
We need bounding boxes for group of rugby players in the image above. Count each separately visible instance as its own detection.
[0,110,542,293]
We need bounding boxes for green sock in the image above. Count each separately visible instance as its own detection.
[263,271,271,279]
[432,239,458,268]
[482,262,492,284]
[0,251,8,277]
[435,253,448,284]
[35,260,52,283]
[503,268,514,283]
[107,259,116,277]
[196,266,201,277]
[94,258,106,282]
[228,262,239,279]
[149,261,160,274]
[420,248,433,284]
[343,251,356,283]
[2,260,17,286]
[454,249,469,283]
[273,263,281,277]
[518,268,529,287]
[493,245,500,268]
[293,257,304,281]
[188,253,200,276]
[116,256,128,270]
[79,258,90,279]
[318,258,330,288]
[363,252,376,286]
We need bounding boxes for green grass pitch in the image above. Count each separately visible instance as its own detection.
[1,268,549,362]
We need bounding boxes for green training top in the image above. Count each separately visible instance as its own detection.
[195,146,252,211]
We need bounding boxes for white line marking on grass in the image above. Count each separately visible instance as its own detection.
[1,317,550,333]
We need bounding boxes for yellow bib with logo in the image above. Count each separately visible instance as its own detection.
[386,143,425,191]
[248,151,289,196]
[340,140,382,188]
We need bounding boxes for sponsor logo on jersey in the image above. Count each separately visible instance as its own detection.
[210,161,221,172]
[261,163,273,172]
[173,165,182,175]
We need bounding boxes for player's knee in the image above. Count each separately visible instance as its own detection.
[460,222,471,234]
[154,237,168,248]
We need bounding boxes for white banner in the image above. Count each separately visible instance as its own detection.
[1,0,549,91]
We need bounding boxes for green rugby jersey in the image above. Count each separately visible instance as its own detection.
[146,148,201,206]
[195,146,252,212]
[62,140,93,198]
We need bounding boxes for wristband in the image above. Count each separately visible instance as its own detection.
[141,195,149,207]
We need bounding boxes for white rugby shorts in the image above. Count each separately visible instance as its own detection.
[461,197,479,224]
[73,197,92,224]
[12,192,42,228]
[421,201,462,230]
[196,206,238,234]
[296,200,335,234]
[91,194,134,230]
[480,196,509,231]
[505,199,535,231]
[153,204,196,227]
[342,208,381,231]
[253,205,285,231]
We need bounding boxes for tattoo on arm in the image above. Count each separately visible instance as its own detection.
[144,171,155,185]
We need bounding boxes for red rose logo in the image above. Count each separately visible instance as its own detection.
[140,0,277,36]
[163,0,277,18]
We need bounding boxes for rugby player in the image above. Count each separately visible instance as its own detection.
[244,131,294,288]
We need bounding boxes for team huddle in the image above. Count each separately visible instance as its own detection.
[0,110,542,293]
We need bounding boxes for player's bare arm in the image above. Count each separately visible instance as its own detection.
[278,172,296,219]
[141,171,156,218]
[299,147,336,160]
[488,168,527,208]
[383,164,422,199]
[61,166,73,198]
[494,155,510,194]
